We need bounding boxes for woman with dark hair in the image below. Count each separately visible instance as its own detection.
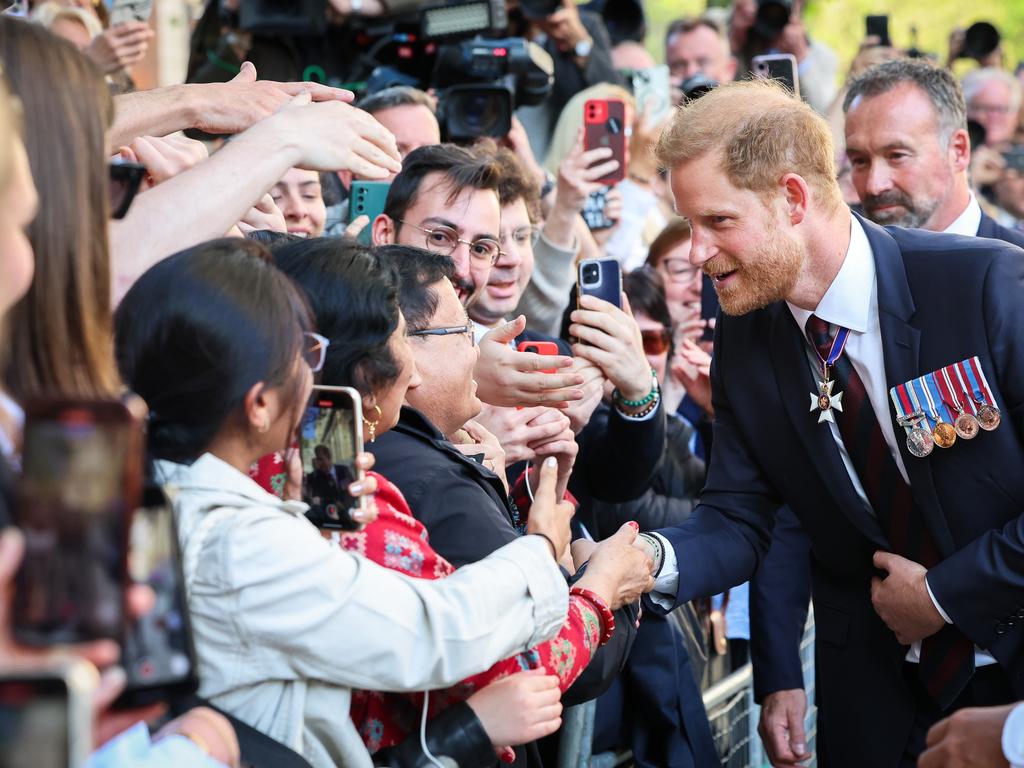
[115,237,575,768]
[273,237,649,764]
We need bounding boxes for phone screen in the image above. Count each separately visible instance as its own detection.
[0,678,69,768]
[14,407,136,645]
[118,488,197,707]
[299,391,363,530]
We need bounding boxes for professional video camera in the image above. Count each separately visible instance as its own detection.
[753,0,792,40]
[352,0,554,140]
[433,37,553,140]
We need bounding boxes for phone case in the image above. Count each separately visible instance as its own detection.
[582,187,616,231]
[631,65,672,127]
[752,54,800,97]
[577,259,623,310]
[349,181,390,245]
[584,99,627,185]
[301,386,366,529]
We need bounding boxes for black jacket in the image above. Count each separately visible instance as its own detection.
[370,407,638,766]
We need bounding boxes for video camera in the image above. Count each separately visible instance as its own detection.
[351,0,554,140]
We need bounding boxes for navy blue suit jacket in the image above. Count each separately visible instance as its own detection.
[749,211,1024,704]
[654,214,1024,766]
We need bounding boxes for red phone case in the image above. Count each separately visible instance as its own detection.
[517,341,560,374]
[584,99,627,185]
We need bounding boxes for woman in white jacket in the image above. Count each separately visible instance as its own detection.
[113,238,575,768]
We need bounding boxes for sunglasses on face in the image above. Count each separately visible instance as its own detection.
[109,161,146,219]
[641,328,671,356]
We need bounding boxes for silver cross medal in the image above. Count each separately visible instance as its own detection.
[810,378,843,424]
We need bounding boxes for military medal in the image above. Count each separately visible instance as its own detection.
[898,384,935,457]
[937,367,979,440]
[807,324,849,424]
[962,357,1002,431]
[917,377,956,448]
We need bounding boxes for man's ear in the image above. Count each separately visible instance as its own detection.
[779,173,810,226]
[949,128,971,173]
[372,214,397,246]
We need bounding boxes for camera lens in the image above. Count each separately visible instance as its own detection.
[583,265,600,284]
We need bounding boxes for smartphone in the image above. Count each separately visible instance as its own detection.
[13,397,146,646]
[115,484,198,709]
[577,258,622,310]
[631,65,672,127]
[582,186,616,231]
[584,99,627,185]
[700,274,719,343]
[108,0,153,25]
[348,181,390,246]
[299,386,366,531]
[865,15,891,48]
[0,661,97,768]
[752,53,800,97]
[1003,145,1024,172]
[517,341,560,374]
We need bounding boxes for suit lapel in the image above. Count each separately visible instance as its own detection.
[858,215,957,557]
[768,304,888,547]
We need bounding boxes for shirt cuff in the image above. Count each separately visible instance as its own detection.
[925,574,953,624]
[1003,702,1024,767]
[647,532,679,609]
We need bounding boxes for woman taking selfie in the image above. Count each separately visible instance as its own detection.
[114,237,575,768]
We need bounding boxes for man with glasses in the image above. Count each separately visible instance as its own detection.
[963,67,1021,147]
[374,143,586,409]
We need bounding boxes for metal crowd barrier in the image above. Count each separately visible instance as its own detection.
[559,610,817,768]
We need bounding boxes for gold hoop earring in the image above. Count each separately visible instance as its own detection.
[362,405,383,443]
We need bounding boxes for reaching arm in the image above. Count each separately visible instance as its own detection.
[110,96,400,303]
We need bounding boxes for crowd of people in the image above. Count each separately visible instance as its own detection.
[1,1,1024,767]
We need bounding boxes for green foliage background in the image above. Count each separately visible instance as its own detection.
[641,0,1024,80]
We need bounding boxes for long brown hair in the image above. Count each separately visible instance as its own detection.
[0,18,119,400]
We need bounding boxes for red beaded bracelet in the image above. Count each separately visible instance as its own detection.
[569,586,616,646]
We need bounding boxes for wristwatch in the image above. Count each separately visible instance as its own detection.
[573,36,593,59]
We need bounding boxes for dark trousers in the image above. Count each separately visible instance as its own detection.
[897,662,1015,768]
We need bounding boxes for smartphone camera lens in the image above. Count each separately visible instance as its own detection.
[583,264,600,284]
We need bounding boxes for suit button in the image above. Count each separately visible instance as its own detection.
[1017,609,1024,619]
[1008,618,1017,627]
[996,623,1008,635]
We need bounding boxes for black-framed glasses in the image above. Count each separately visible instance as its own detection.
[303,332,330,372]
[397,219,501,265]
[109,161,146,220]
[641,328,671,356]
[407,324,476,346]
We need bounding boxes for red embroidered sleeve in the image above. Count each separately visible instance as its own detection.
[346,472,601,754]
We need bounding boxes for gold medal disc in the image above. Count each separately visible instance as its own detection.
[932,421,957,448]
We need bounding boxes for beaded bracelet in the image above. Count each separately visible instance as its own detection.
[569,586,616,645]
[615,389,660,420]
[613,368,659,408]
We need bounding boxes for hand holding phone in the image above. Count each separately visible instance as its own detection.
[517,341,561,374]
[348,181,390,245]
[577,259,623,310]
[584,100,627,185]
[865,15,891,48]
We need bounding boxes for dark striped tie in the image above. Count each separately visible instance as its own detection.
[806,315,974,710]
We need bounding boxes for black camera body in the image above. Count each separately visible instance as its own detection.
[434,37,553,139]
[754,0,792,40]
[519,0,561,19]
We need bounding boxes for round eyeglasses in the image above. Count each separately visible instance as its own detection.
[398,220,501,265]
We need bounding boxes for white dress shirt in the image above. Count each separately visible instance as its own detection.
[1004,702,1024,767]
[651,216,994,666]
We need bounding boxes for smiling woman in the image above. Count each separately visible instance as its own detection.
[271,168,327,238]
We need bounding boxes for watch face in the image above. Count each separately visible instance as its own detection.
[575,39,593,57]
